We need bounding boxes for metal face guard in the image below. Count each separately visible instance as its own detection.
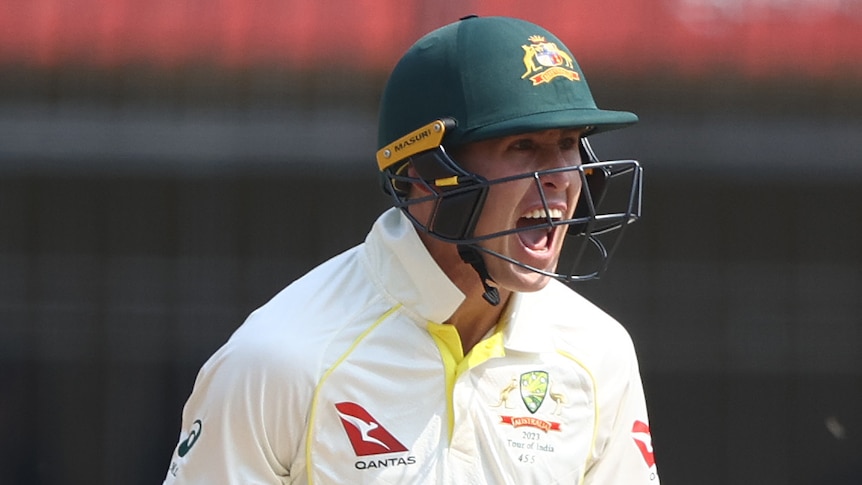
[383,144,642,282]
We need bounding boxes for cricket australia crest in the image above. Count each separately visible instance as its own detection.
[521,35,580,86]
[520,371,549,414]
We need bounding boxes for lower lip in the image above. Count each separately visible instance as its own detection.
[516,227,559,261]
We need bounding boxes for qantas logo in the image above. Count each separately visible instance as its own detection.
[335,402,408,456]
[632,420,656,468]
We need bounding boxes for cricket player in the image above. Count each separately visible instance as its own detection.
[164,15,658,484]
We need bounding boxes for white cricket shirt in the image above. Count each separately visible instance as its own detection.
[164,208,658,484]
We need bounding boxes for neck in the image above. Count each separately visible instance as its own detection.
[438,243,513,353]
[446,286,511,354]
[411,212,511,353]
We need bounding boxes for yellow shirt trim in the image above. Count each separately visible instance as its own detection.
[305,304,402,485]
[557,349,600,485]
[426,322,507,441]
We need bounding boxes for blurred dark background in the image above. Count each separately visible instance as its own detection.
[1,1,861,484]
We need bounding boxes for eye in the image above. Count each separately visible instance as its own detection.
[559,136,579,151]
[509,138,537,151]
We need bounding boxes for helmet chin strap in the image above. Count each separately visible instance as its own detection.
[457,245,501,306]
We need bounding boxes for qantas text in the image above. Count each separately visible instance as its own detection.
[355,456,417,470]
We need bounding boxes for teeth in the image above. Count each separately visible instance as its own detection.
[523,208,564,219]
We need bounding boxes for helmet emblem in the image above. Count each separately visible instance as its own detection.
[521,35,580,86]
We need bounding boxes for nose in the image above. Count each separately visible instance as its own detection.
[539,147,581,192]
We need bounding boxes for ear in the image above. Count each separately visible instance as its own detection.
[406,163,434,196]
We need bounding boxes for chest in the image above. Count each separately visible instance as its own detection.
[301,330,597,484]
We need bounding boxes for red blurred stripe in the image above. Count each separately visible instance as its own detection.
[0,0,859,77]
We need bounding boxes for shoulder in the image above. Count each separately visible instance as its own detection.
[523,280,638,373]
[221,243,378,375]
[185,243,383,422]
[536,280,634,346]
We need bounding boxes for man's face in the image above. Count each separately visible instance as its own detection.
[452,128,585,293]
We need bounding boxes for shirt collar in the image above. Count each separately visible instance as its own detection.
[499,291,557,354]
[364,208,465,324]
[365,208,557,354]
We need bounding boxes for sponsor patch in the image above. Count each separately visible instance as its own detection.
[632,420,656,468]
[335,402,408,456]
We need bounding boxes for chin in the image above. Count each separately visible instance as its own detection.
[489,261,555,294]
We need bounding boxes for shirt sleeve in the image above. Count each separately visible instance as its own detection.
[582,336,659,484]
[162,320,306,485]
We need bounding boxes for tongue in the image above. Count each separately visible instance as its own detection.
[518,226,549,250]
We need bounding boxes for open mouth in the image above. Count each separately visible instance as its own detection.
[516,208,563,251]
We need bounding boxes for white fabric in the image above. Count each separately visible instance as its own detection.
[163,207,658,484]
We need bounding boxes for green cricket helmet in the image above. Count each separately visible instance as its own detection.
[376,15,643,303]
